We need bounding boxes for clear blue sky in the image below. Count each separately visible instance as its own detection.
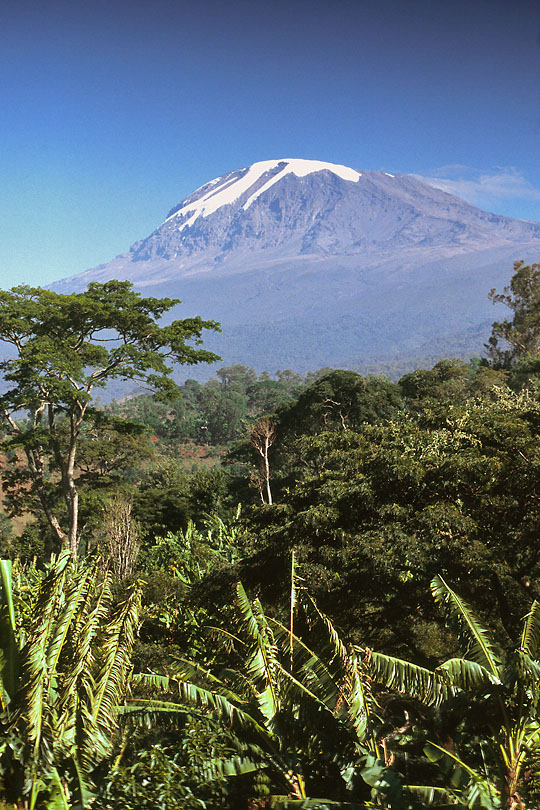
[1,0,540,287]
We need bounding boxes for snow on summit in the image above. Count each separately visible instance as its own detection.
[166,159,363,231]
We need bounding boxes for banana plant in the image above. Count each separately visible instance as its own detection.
[0,559,19,712]
[129,572,407,809]
[360,574,540,810]
[0,552,141,810]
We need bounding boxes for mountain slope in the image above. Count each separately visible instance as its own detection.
[52,159,540,377]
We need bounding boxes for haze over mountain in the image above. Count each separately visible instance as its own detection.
[53,159,540,377]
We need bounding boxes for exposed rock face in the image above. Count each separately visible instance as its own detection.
[52,159,540,377]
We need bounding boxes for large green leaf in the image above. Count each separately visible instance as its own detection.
[406,784,466,806]
[520,600,540,658]
[3,553,142,809]
[269,618,344,711]
[0,559,16,634]
[423,741,500,810]
[87,583,140,765]
[436,658,500,689]
[44,767,70,810]
[361,648,454,705]
[431,575,501,678]
[236,582,280,721]
[129,678,273,741]
[0,558,19,705]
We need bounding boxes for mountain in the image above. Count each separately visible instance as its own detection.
[52,158,540,377]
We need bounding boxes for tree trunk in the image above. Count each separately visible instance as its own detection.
[250,418,276,505]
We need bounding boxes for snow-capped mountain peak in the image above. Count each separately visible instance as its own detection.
[166,158,362,232]
[52,158,540,380]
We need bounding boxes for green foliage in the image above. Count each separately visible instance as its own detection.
[487,260,540,368]
[363,576,540,809]
[130,577,413,808]
[399,358,506,413]
[133,462,232,540]
[109,364,320,452]
[0,552,141,809]
[5,257,540,808]
[94,722,232,810]
[237,387,540,656]
[0,280,220,556]
[135,512,244,670]
[0,510,14,558]
[228,369,403,506]
[276,369,402,437]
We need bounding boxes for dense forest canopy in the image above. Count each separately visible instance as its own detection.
[1,262,540,809]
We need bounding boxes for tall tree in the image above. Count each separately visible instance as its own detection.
[249,417,276,504]
[0,280,219,557]
[487,260,540,368]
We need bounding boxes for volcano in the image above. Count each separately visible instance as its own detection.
[52,159,540,376]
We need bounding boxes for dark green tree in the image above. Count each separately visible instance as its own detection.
[237,389,540,657]
[215,364,257,394]
[196,381,247,444]
[277,369,402,437]
[0,281,219,557]
[400,358,506,412]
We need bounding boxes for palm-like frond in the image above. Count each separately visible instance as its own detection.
[56,568,113,766]
[270,605,376,749]
[85,583,141,766]
[406,784,466,806]
[127,682,274,742]
[436,658,500,689]
[236,582,280,722]
[270,617,345,712]
[44,561,98,680]
[515,650,540,687]
[23,551,72,760]
[348,654,377,746]
[423,741,500,810]
[520,600,540,658]
[431,575,501,678]
[172,656,246,697]
[2,552,142,809]
[293,594,379,740]
[289,550,299,667]
[359,648,454,706]
[302,592,351,677]
[0,559,16,636]
[0,559,19,706]
[46,767,71,810]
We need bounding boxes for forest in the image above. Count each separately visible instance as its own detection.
[1,262,540,809]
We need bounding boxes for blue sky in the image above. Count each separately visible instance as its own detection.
[1,0,540,287]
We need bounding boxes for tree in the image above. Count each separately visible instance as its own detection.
[196,382,247,444]
[399,358,506,412]
[487,260,540,368]
[215,364,257,394]
[238,388,540,656]
[276,370,402,438]
[249,417,276,504]
[0,281,220,557]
